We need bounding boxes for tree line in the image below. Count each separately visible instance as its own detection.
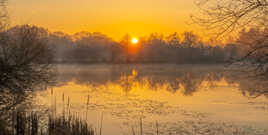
[8,25,254,64]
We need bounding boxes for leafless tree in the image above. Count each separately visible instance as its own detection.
[192,0,268,36]
[0,25,53,113]
[0,0,53,115]
[193,0,268,97]
[193,0,268,67]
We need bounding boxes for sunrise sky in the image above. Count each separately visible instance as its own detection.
[8,0,201,40]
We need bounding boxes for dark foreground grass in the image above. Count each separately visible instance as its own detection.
[0,111,94,135]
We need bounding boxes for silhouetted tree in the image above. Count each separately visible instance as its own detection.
[193,0,268,96]
[193,0,268,73]
[8,26,244,64]
[193,0,268,36]
[0,25,53,114]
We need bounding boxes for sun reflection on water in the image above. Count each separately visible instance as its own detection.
[34,65,268,135]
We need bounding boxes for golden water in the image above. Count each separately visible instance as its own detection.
[34,64,268,135]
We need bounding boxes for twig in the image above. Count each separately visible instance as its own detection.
[156,121,159,135]
[99,112,103,135]
[140,117,143,135]
[132,126,136,135]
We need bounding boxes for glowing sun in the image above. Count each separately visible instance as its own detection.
[132,38,139,44]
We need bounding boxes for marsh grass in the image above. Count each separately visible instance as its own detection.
[0,110,95,135]
[48,114,94,135]
[0,90,95,135]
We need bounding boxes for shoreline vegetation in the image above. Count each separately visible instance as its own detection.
[0,91,95,135]
[0,111,94,135]
[0,0,268,134]
[1,89,268,135]
[7,25,245,65]
[1,112,268,135]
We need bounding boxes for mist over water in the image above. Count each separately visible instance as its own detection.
[33,64,268,135]
[2,0,268,134]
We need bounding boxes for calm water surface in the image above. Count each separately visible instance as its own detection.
[34,64,268,135]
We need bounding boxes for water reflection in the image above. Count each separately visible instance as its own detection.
[35,64,268,135]
[53,64,268,98]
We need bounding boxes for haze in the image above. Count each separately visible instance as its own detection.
[9,0,198,40]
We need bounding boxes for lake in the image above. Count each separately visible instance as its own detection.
[34,64,268,135]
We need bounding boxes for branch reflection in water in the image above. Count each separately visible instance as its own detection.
[34,64,268,135]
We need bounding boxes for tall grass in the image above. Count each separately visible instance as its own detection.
[0,111,95,135]
[48,114,94,135]
[0,89,95,135]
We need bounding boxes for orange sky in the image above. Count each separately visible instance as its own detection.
[9,0,201,40]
